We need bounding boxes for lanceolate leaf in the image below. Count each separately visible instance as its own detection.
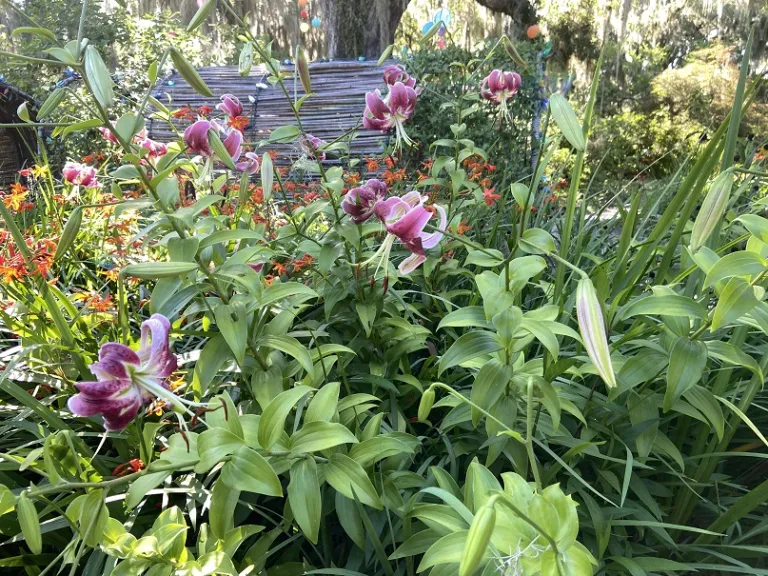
[288,458,321,544]
[438,331,503,375]
[84,46,114,108]
[323,453,382,509]
[664,338,707,412]
[220,446,282,496]
[258,386,313,449]
[711,277,758,331]
[549,93,585,151]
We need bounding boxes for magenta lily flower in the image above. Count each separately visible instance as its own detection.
[481,69,522,105]
[63,162,100,188]
[222,128,243,162]
[301,134,327,162]
[140,137,168,159]
[342,178,388,223]
[217,94,243,118]
[357,191,446,275]
[363,82,418,150]
[373,191,447,273]
[99,127,119,144]
[236,152,260,174]
[68,314,178,431]
[382,65,419,92]
[184,118,214,157]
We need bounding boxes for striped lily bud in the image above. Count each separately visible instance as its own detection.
[418,387,435,422]
[459,504,496,576]
[576,278,616,388]
[690,170,734,253]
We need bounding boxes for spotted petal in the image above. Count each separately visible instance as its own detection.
[138,314,177,378]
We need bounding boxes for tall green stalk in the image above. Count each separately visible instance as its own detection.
[553,49,603,303]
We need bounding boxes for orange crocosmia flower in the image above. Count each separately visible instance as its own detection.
[483,187,501,206]
[197,105,213,116]
[291,254,314,272]
[87,292,114,312]
[251,186,264,204]
[228,115,249,132]
[345,172,361,186]
[457,221,471,235]
[273,261,289,276]
[365,157,380,172]
[263,274,275,286]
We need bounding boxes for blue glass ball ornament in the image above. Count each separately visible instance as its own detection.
[421,21,433,35]
[311,16,321,28]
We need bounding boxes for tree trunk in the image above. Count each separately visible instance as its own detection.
[473,0,537,27]
[363,0,410,59]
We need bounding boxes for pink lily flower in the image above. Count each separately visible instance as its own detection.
[98,127,119,144]
[363,82,418,150]
[63,162,100,188]
[301,134,327,162]
[382,65,420,92]
[184,118,214,157]
[217,94,243,118]
[481,69,522,105]
[140,137,168,159]
[236,152,260,174]
[68,314,178,431]
[342,178,388,223]
[373,191,447,274]
[357,191,447,275]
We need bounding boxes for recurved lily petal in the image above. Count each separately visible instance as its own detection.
[68,380,143,431]
[221,128,243,162]
[138,314,177,378]
[383,64,418,90]
[236,152,260,174]
[576,278,616,388]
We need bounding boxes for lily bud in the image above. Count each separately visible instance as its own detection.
[459,504,496,576]
[418,387,435,422]
[690,170,734,253]
[297,49,311,94]
[576,278,616,388]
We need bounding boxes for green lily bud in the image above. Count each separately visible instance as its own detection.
[690,170,734,253]
[418,387,435,422]
[459,504,496,576]
[576,278,616,388]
